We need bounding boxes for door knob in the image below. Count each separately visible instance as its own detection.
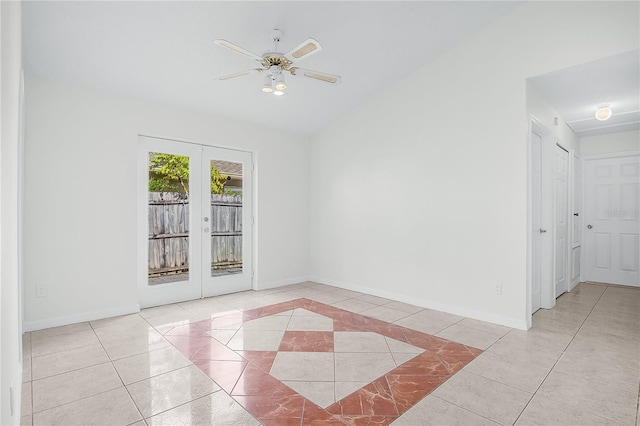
[203,217,209,222]
[587,224,592,229]
[539,228,547,233]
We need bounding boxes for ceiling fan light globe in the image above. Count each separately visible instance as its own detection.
[262,75,273,93]
[273,88,285,96]
[262,86,273,93]
[274,73,286,91]
[275,82,287,91]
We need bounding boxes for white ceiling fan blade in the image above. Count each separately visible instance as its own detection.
[216,69,262,81]
[290,67,341,84]
[284,38,322,63]
[214,39,264,62]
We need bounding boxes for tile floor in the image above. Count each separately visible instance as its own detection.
[21,281,640,425]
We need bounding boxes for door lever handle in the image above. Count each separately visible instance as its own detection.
[573,213,579,216]
[539,228,547,233]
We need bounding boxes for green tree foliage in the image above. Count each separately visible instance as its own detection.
[149,153,228,194]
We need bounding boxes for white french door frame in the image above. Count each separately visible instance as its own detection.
[137,135,254,308]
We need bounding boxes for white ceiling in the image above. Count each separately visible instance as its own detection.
[529,50,640,137]
[22,1,521,136]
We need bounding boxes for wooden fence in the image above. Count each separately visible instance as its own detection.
[148,192,242,277]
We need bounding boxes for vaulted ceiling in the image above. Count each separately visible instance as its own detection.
[22,1,520,135]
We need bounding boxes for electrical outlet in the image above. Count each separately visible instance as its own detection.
[36,285,47,298]
[493,283,502,295]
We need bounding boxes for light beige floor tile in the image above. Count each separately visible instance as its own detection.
[455,318,512,335]
[306,292,352,305]
[334,352,396,383]
[113,346,192,385]
[532,308,588,325]
[241,315,291,331]
[139,303,189,319]
[270,352,335,382]
[94,323,171,360]
[463,351,550,393]
[226,329,284,351]
[127,365,219,418]
[394,315,453,335]
[328,289,364,299]
[486,337,564,371]
[33,387,142,426]
[382,301,423,314]
[530,316,583,336]
[384,337,423,354]
[432,371,532,425]
[206,329,237,345]
[334,332,389,353]
[359,305,411,323]
[282,380,335,408]
[515,394,619,426]
[30,329,100,357]
[537,370,637,424]
[90,313,147,329]
[554,347,640,386]
[287,314,334,331]
[335,381,368,401]
[436,324,503,350]
[32,362,122,413]
[30,322,92,341]
[21,382,31,416]
[32,343,109,380]
[354,294,392,306]
[22,358,31,383]
[146,392,259,426]
[20,415,32,426]
[392,395,498,426]
[330,299,379,313]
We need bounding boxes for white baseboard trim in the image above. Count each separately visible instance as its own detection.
[308,275,528,330]
[255,276,311,291]
[23,304,140,332]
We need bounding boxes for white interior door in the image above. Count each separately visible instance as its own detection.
[583,153,640,286]
[138,136,253,308]
[555,145,569,297]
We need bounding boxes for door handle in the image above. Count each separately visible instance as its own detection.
[574,213,579,216]
[539,228,547,233]
[587,224,592,229]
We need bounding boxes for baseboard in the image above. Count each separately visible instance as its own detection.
[23,304,140,332]
[255,276,311,291]
[308,275,528,330]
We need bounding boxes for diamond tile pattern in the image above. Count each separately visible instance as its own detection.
[161,298,482,424]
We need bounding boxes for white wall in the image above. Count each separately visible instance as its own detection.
[23,76,310,329]
[1,1,23,424]
[580,129,640,156]
[309,1,639,329]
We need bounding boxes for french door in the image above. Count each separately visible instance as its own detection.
[137,136,253,308]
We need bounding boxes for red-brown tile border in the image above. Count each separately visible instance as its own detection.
[165,298,482,425]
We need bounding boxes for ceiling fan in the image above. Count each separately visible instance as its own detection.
[214,29,341,96]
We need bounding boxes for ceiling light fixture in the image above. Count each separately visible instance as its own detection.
[595,105,612,121]
[262,75,273,93]
[263,65,286,96]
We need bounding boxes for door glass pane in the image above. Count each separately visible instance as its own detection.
[210,160,243,277]
[148,152,190,285]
